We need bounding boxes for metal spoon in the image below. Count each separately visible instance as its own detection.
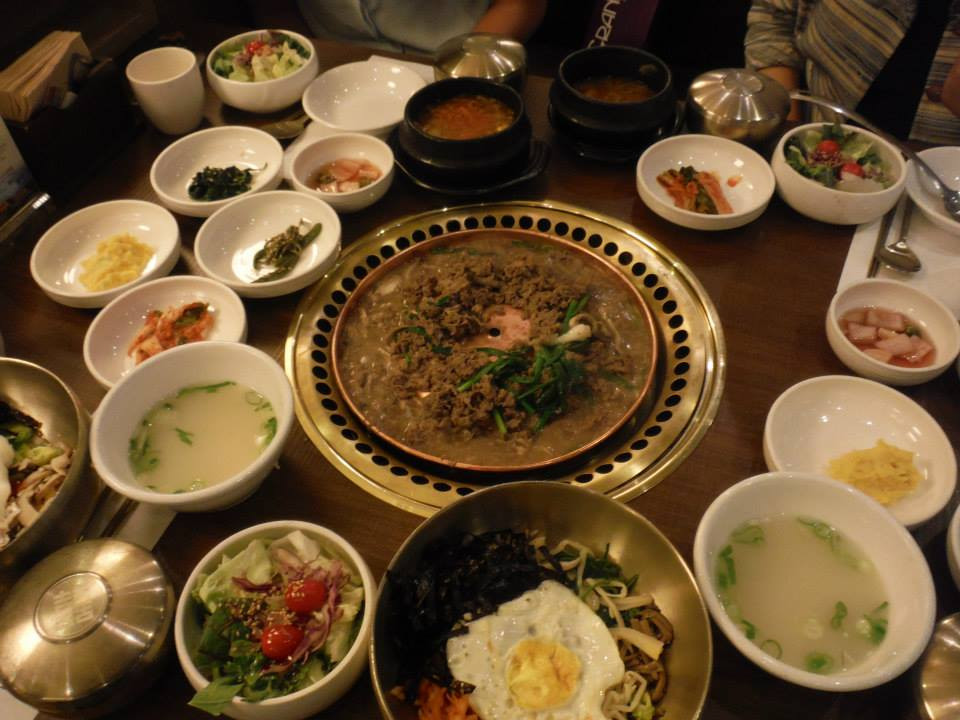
[791,91,960,222]
[872,200,922,274]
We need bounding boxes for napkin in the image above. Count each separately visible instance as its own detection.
[839,195,960,319]
[0,31,93,123]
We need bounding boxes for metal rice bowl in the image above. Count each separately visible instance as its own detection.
[369,481,712,720]
[0,357,99,592]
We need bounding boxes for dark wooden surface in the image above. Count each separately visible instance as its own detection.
[3,39,957,720]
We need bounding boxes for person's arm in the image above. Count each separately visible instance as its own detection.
[744,0,803,119]
[472,0,547,41]
[941,54,960,118]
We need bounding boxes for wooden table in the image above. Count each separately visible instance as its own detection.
[3,39,957,720]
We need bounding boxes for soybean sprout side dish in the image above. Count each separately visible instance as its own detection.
[388,530,673,720]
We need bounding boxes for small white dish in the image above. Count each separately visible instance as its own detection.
[827,278,960,386]
[693,471,936,691]
[772,122,906,225]
[194,190,340,298]
[90,341,294,513]
[763,375,956,528]
[150,126,284,218]
[175,520,375,720]
[636,134,775,231]
[289,133,394,213]
[83,275,247,389]
[906,147,960,237]
[301,60,426,138]
[206,29,319,113]
[948,503,960,591]
[30,199,180,309]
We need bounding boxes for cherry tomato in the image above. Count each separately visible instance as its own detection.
[285,579,328,614]
[261,624,304,660]
[245,40,265,55]
[840,162,865,177]
[815,139,841,155]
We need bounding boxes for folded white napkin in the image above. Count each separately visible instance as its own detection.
[839,195,960,319]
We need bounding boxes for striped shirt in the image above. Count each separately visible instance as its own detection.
[745,0,960,144]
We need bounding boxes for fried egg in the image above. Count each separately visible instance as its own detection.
[446,579,625,720]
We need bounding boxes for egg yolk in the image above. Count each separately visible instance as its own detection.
[505,638,581,710]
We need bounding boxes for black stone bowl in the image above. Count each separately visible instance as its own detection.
[397,77,532,184]
[549,45,677,160]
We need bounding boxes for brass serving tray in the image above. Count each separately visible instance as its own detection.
[285,201,726,516]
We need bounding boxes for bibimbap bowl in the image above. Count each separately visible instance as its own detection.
[395,77,531,184]
[370,481,712,720]
[772,122,906,225]
[175,520,375,720]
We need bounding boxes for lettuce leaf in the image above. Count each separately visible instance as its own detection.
[195,540,273,612]
[188,677,244,716]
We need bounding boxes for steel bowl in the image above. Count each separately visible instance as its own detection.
[433,32,527,91]
[0,357,99,593]
[914,612,960,720]
[0,538,174,718]
[370,481,712,720]
[686,68,790,146]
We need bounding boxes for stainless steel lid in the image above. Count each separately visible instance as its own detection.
[686,68,790,144]
[0,538,174,708]
[915,613,960,720]
[434,33,526,87]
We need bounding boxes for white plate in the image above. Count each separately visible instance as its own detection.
[30,200,180,308]
[301,60,426,137]
[636,134,775,230]
[763,375,956,528]
[949,502,960,591]
[150,126,284,218]
[906,147,960,237]
[83,275,247,389]
[194,190,341,298]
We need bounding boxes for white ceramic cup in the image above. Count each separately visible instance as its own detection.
[126,47,204,135]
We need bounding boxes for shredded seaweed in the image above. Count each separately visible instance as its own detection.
[386,530,568,694]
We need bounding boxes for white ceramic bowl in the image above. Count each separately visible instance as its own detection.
[206,29,319,113]
[175,520,376,720]
[948,503,960,591]
[89,341,294,512]
[693,471,936,691]
[636,134,775,231]
[30,199,180,308]
[194,190,340,298]
[83,275,247,389]
[906,147,960,236]
[763,375,956,528]
[150,126,284,218]
[289,133,394,213]
[772,122,906,225]
[301,60,426,138]
[826,278,960,385]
